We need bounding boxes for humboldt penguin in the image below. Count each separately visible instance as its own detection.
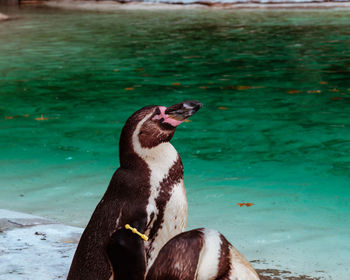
[67,100,202,280]
[146,228,261,280]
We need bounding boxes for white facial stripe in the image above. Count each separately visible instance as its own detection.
[196,229,222,280]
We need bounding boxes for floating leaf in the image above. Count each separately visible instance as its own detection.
[237,86,250,90]
[113,69,119,72]
[136,68,144,72]
[35,114,48,121]
[330,88,340,92]
[218,106,228,110]
[319,81,328,85]
[184,119,192,123]
[172,82,181,86]
[307,90,321,94]
[287,90,301,94]
[200,86,207,89]
[237,203,255,207]
[125,87,135,91]
[5,115,30,120]
[331,97,345,100]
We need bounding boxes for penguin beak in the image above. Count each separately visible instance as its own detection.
[165,100,203,121]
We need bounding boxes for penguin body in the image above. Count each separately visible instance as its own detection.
[67,101,202,280]
[146,228,260,280]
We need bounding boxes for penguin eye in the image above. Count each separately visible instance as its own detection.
[151,107,163,122]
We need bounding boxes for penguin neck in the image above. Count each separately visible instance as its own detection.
[131,117,180,186]
[119,114,180,176]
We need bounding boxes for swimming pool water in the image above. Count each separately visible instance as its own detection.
[0,7,349,279]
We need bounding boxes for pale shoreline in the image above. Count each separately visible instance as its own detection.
[0,209,325,280]
[44,0,350,11]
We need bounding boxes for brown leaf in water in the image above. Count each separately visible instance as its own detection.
[287,90,301,94]
[218,106,228,110]
[307,90,322,94]
[237,86,251,90]
[35,114,48,121]
[319,81,328,85]
[245,203,255,207]
[331,97,345,100]
[184,119,192,123]
[113,69,119,72]
[237,203,255,207]
[200,86,207,89]
[330,88,340,92]
[136,68,144,72]
[172,82,181,86]
[5,115,30,120]
[125,87,135,91]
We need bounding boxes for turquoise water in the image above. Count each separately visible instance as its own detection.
[0,7,350,278]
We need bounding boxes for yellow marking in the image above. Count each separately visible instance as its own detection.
[125,224,149,241]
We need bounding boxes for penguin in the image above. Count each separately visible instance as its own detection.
[146,228,261,280]
[67,100,202,280]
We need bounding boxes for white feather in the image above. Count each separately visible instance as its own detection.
[196,229,222,280]
[146,181,187,269]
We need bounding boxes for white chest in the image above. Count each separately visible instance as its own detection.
[146,180,188,269]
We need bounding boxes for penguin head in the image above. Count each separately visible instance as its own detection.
[135,100,202,148]
[120,100,202,155]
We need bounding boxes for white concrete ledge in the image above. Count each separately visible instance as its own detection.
[45,0,350,11]
[0,209,82,280]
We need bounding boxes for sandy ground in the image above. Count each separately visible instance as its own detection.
[44,0,350,11]
[0,209,324,280]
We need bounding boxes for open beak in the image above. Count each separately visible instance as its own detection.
[165,100,203,121]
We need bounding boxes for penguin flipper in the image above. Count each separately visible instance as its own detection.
[107,225,147,280]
